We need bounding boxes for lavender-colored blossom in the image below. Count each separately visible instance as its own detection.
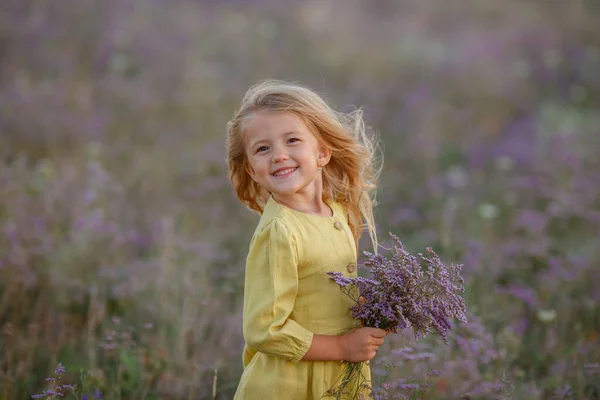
[55,363,66,376]
[584,363,600,376]
[496,283,538,307]
[326,234,468,398]
[326,271,353,288]
[31,362,69,399]
[553,385,573,399]
[329,234,467,345]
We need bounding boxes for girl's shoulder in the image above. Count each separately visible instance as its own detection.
[247,200,298,253]
[253,197,296,234]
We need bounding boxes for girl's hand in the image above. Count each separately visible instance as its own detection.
[339,327,387,362]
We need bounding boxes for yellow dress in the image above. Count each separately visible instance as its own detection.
[234,196,371,400]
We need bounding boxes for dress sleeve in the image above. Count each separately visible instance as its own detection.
[242,218,314,362]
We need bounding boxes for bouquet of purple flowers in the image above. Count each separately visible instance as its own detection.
[326,234,468,399]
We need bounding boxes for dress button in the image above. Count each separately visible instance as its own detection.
[333,221,342,230]
[347,263,356,273]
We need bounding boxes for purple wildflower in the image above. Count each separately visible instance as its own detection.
[326,234,468,398]
[553,385,573,399]
[54,363,66,376]
[330,234,467,344]
[326,271,353,288]
[31,362,70,399]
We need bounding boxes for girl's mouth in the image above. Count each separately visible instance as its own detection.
[273,167,297,177]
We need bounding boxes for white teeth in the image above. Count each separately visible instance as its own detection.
[273,167,296,176]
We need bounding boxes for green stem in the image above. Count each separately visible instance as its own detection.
[323,361,370,400]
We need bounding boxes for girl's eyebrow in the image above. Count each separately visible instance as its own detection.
[249,131,300,149]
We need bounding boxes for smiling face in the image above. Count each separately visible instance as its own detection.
[243,111,331,206]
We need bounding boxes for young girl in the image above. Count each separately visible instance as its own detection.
[226,80,386,399]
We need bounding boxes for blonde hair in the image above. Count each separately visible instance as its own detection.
[226,79,382,252]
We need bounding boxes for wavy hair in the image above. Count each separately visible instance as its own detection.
[226,79,382,251]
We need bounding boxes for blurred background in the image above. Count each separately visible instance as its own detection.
[1,0,599,398]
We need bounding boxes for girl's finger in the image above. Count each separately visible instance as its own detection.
[368,328,387,338]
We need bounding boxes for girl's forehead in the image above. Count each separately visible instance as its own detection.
[242,111,311,142]
[245,110,304,129]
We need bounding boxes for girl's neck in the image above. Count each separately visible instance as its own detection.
[272,195,333,217]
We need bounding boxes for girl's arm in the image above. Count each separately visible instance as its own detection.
[302,328,386,362]
[243,219,314,362]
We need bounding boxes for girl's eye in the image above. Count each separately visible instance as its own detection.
[256,146,269,153]
[288,138,300,143]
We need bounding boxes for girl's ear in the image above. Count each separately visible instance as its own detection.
[318,145,332,168]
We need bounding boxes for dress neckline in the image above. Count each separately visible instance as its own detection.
[268,196,336,219]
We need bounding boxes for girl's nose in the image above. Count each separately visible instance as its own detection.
[272,149,289,162]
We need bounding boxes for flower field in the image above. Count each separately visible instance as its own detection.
[1,1,599,398]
